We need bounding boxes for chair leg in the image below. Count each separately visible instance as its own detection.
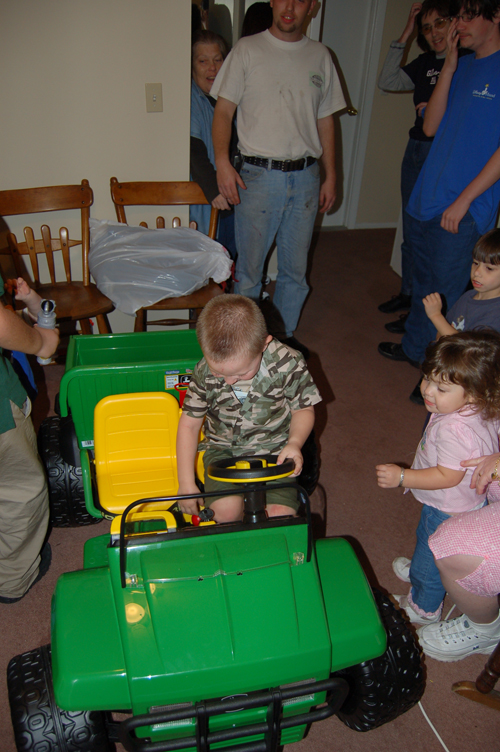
[79,318,93,335]
[188,308,200,330]
[96,313,112,334]
[134,309,147,332]
[452,640,500,711]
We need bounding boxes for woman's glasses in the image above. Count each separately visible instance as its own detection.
[421,17,450,35]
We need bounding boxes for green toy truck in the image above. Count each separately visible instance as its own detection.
[8,448,424,752]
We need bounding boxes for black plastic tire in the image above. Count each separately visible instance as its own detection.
[298,429,319,496]
[333,589,425,731]
[38,416,101,527]
[7,644,112,752]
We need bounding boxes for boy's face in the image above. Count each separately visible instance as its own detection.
[471,258,500,298]
[206,336,273,386]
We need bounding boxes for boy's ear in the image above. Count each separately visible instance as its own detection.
[263,334,273,351]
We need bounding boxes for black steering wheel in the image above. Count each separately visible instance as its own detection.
[207,454,295,483]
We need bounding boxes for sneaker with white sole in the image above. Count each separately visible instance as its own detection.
[417,614,500,662]
[392,557,411,583]
[393,594,442,626]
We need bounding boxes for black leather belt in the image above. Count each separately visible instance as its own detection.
[242,155,316,172]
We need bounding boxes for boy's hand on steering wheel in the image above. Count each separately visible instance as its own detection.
[277,442,303,476]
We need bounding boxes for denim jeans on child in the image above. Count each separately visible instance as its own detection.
[409,504,452,614]
[234,160,320,338]
[401,210,481,364]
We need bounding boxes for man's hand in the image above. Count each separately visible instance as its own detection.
[376,463,403,489]
[216,160,246,206]
[211,193,232,211]
[440,194,471,234]
[423,292,443,318]
[277,441,303,476]
[444,17,460,72]
[319,176,336,214]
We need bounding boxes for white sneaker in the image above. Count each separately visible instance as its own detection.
[417,614,500,662]
[392,557,411,583]
[393,594,441,626]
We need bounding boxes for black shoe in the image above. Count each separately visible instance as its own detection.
[409,378,425,406]
[385,313,409,334]
[378,293,411,314]
[0,542,52,604]
[378,342,420,369]
[280,336,310,360]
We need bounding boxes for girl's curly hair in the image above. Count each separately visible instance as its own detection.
[422,329,500,419]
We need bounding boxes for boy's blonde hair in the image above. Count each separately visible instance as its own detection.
[196,295,269,362]
[473,228,500,266]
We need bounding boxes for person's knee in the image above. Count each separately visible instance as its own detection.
[210,495,244,523]
[266,503,296,518]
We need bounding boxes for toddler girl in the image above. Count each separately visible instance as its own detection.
[376,330,500,625]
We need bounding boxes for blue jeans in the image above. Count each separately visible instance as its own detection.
[400,139,433,297]
[234,160,320,337]
[410,504,451,614]
[401,210,480,363]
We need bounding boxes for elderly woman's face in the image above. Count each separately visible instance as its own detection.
[192,43,224,95]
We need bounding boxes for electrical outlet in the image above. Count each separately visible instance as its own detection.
[145,83,163,113]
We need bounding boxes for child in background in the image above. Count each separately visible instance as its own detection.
[176,295,322,522]
[376,331,500,625]
[423,228,500,335]
[409,229,500,405]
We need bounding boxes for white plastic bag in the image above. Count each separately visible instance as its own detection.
[89,219,232,315]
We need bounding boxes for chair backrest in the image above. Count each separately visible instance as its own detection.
[110,176,219,239]
[0,179,93,286]
[94,391,181,516]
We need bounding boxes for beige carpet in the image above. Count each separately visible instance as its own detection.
[1,228,496,752]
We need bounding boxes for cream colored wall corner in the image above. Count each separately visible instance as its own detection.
[0,0,191,332]
[356,0,422,227]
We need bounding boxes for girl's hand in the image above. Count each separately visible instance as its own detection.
[423,292,442,318]
[211,193,231,211]
[376,464,403,489]
[461,453,500,494]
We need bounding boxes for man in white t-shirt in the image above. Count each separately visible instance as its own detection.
[211,0,345,357]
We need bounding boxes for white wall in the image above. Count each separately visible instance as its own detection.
[0,0,191,331]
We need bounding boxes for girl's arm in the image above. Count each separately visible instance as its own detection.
[277,406,315,477]
[176,412,205,514]
[376,463,465,490]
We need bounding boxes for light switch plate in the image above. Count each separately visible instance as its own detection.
[145,83,163,113]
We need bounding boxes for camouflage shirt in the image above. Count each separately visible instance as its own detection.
[182,338,322,461]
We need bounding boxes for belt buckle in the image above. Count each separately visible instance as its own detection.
[282,159,293,172]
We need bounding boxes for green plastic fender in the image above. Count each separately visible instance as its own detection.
[315,537,387,672]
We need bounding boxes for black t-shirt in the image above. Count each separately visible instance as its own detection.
[403,49,472,141]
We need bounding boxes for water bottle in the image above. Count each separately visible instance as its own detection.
[36,299,56,365]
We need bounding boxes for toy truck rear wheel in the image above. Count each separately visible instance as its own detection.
[38,416,101,527]
[333,590,425,731]
[298,429,319,496]
[7,645,111,752]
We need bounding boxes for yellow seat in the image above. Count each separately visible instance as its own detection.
[94,392,181,517]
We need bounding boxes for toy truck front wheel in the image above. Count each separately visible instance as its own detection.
[7,645,112,752]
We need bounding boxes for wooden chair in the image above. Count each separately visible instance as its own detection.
[452,639,500,711]
[0,179,113,334]
[110,176,225,332]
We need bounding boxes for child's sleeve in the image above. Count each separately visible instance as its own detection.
[181,361,208,420]
[284,358,322,412]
